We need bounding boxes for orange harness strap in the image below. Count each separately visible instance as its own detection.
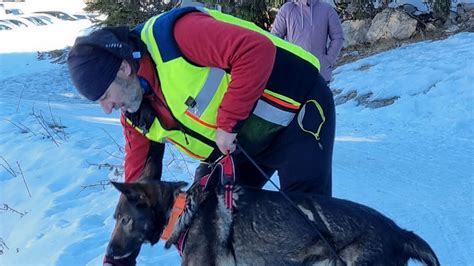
[160,192,186,241]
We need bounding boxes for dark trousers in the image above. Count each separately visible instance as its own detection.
[197,75,335,196]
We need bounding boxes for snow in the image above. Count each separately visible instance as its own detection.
[0,19,473,266]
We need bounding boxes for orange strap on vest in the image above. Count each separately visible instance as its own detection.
[160,192,186,241]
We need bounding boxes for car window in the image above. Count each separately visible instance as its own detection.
[73,14,87,19]
[6,8,24,15]
[23,17,40,26]
[27,17,47,25]
[59,13,74,21]
[6,19,28,27]
[37,16,54,24]
[0,24,12,30]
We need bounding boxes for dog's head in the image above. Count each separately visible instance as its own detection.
[106,180,187,259]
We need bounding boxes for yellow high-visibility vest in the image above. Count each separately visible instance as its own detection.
[129,7,321,161]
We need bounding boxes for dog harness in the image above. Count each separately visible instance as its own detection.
[160,192,186,242]
[164,154,236,256]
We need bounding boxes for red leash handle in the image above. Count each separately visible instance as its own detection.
[219,154,235,210]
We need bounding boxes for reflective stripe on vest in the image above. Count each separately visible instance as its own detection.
[254,100,295,126]
[187,67,226,117]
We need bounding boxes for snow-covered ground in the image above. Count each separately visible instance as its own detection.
[0,20,473,265]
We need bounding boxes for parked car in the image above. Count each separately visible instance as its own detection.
[33,11,77,21]
[0,17,33,28]
[20,15,48,26]
[5,8,23,15]
[72,13,88,20]
[0,19,21,28]
[72,12,102,23]
[33,14,62,25]
[0,22,13,30]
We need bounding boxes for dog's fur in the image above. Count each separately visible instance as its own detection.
[107,171,440,265]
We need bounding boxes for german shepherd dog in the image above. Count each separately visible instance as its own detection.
[107,162,440,265]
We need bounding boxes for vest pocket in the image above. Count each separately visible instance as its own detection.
[237,114,285,156]
[297,99,325,140]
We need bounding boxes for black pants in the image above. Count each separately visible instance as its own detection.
[197,75,335,196]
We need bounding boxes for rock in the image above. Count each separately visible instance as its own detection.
[342,19,371,47]
[399,3,418,15]
[457,3,474,29]
[367,8,418,43]
[445,24,460,33]
[425,22,438,32]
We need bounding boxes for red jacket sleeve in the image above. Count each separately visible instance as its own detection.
[121,114,150,182]
[174,12,276,132]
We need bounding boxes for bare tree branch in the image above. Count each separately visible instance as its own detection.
[101,128,124,155]
[103,149,124,160]
[1,118,35,135]
[77,179,113,195]
[0,157,31,198]
[29,105,68,146]
[31,106,61,147]
[86,160,124,171]
[16,87,25,113]
[0,156,17,177]
[47,100,68,141]
[0,204,28,218]
[16,163,31,198]
[165,144,194,181]
[0,237,9,255]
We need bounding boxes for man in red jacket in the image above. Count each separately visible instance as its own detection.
[68,7,335,265]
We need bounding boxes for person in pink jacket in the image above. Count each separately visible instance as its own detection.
[271,0,344,83]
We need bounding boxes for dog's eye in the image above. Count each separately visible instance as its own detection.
[121,216,131,226]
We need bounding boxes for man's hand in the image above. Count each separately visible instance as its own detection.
[216,128,237,155]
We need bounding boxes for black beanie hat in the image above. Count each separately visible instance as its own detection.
[67,27,136,101]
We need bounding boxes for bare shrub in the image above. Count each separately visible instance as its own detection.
[0,156,31,198]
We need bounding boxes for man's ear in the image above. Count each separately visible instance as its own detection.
[116,60,132,78]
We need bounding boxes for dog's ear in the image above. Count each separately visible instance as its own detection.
[111,181,149,205]
[111,181,135,195]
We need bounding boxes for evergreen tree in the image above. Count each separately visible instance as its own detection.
[85,0,285,30]
[84,0,176,27]
[350,0,376,20]
[431,0,451,24]
[200,0,285,30]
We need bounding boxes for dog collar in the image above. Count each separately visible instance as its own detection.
[160,192,186,241]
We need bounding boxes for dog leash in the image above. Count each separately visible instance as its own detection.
[236,143,347,266]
